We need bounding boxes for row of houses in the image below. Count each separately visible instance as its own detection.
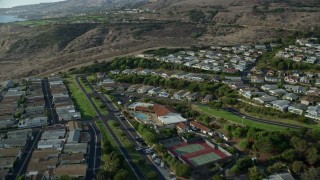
[18,78,48,128]
[49,76,81,121]
[0,80,23,129]
[276,38,320,64]
[240,83,320,120]
[26,122,88,179]
[142,45,265,73]
[0,129,32,178]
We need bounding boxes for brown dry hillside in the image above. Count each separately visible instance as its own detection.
[0,0,319,80]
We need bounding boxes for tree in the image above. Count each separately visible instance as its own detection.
[175,163,190,177]
[292,161,304,174]
[212,175,226,180]
[307,147,319,165]
[312,128,320,141]
[281,149,297,162]
[267,162,286,174]
[103,139,113,154]
[60,176,76,180]
[254,136,273,153]
[239,139,249,150]
[103,152,120,176]
[247,127,256,140]
[147,171,158,180]
[232,127,245,138]
[248,166,262,180]
[209,101,222,109]
[114,169,129,180]
[300,167,318,180]
[277,62,286,70]
[291,137,307,152]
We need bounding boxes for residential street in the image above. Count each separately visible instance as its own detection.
[75,75,152,180]
[10,130,42,180]
[86,122,102,180]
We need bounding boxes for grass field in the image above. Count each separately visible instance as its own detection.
[108,120,153,177]
[66,76,96,119]
[96,121,138,180]
[196,106,291,131]
[92,98,109,116]
[79,77,93,94]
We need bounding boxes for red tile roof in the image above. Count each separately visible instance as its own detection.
[152,104,176,116]
[190,121,211,132]
[135,106,152,112]
[176,123,186,130]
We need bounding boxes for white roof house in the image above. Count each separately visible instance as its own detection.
[158,113,187,127]
[270,100,290,112]
[305,105,320,121]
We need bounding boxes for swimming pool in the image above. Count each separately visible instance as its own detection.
[134,113,150,121]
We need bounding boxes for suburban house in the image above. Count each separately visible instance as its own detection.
[284,85,306,94]
[270,100,290,112]
[173,90,189,100]
[253,95,277,104]
[176,122,187,132]
[186,92,200,102]
[300,96,317,105]
[153,104,187,128]
[127,84,143,92]
[305,105,320,121]
[190,121,213,136]
[158,92,170,98]
[264,76,282,83]
[288,104,308,115]
[148,87,164,96]
[283,93,299,101]
[242,91,266,99]
[137,86,154,94]
[261,84,278,91]
[269,89,287,97]
[250,76,264,83]
[284,76,300,84]
[201,95,214,104]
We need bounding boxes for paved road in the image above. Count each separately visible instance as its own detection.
[84,77,169,179]
[10,130,42,180]
[97,90,169,179]
[42,79,58,125]
[86,122,102,180]
[75,75,146,180]
[222,107,307,130]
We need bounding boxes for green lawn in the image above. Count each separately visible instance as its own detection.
[108,120,153,176]
[96,121,138,180]
[240,109,318,129]
[65,76,96,119]
[196,106,291,131]
[92,98,109,116]
[79,77,93,94]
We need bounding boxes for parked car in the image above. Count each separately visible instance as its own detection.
[135,146,144,151]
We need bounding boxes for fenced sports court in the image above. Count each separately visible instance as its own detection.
[167,141,230,167]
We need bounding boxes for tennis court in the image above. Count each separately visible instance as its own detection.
[188,152,222,166]
[174,144,205,155]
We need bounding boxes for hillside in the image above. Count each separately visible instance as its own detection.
[0,0,319,80]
